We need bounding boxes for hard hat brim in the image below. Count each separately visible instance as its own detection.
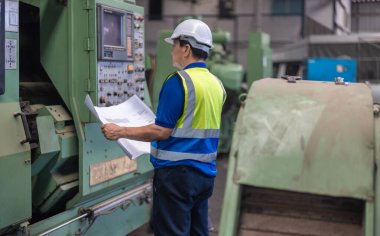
[164,37,174,45]
[164,36,214,49]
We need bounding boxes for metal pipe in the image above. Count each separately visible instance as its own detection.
[254,0,262,32]
[37,214,88,236]
[36,182,152,236]
[90,182,152,217]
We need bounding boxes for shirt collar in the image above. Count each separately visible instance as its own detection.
[184,62,207,69]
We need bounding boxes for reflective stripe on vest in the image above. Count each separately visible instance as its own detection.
[171,70,220,138]
[151,146,217,163]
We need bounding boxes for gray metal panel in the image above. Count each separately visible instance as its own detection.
[309,33,380,44]
[272,40,308,63]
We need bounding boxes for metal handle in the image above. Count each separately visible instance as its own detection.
[14,112,32,144]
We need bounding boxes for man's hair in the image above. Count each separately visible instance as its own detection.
[179,39,209,60]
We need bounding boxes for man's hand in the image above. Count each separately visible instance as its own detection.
[101,123,124,140]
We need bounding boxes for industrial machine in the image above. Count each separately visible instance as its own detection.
[151,26,245,153]
[206,30,244,153]
[0,0,153,235]
[219,78,379,236]
[306,57,356,82]
[276,56,357,83]
[273,34,380,83]
[246,32,272,87]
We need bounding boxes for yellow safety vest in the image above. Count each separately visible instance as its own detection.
[151,67,226,163]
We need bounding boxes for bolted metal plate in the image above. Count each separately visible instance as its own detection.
[45,105,72,122]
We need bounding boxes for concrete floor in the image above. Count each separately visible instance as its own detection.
[128,155,229,236]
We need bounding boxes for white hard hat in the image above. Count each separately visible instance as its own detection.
[165,19,214,53]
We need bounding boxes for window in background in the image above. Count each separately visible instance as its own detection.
[149,0,162,20]
[272,0,304,15]
[219,0,234,18]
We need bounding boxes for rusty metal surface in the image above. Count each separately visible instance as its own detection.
[235,78,374,199]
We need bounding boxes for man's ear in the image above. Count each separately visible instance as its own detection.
[183,44,192,57]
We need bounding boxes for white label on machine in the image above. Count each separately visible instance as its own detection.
[90,156,137,186]
[5,0,18,32]
[5,39,16,69]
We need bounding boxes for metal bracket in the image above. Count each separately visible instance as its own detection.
[86,77,95,92]
[335,77,349,85]
[281,75,302,83]
[84,37,95,51]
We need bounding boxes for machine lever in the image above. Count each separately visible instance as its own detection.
[14,112,32,144]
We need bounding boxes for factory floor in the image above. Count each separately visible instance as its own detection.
[128,154,229,236]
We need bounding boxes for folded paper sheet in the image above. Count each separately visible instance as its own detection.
[85,94,155,159]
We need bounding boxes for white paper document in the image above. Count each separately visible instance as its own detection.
[85,95,155,159]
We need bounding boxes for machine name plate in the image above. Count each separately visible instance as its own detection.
[90,156,137,186]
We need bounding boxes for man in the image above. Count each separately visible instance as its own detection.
[102,19,225,236]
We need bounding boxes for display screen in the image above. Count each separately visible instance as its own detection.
[103,11,122,47]
[97,6,133,61]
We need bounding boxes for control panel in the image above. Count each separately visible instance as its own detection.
[97,10,145,106]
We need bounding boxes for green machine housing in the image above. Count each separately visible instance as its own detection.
[0,0,153,235]
[246,32,272,87]
[220,78,378,235]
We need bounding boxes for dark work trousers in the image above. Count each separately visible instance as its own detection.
[152,165,215,236]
